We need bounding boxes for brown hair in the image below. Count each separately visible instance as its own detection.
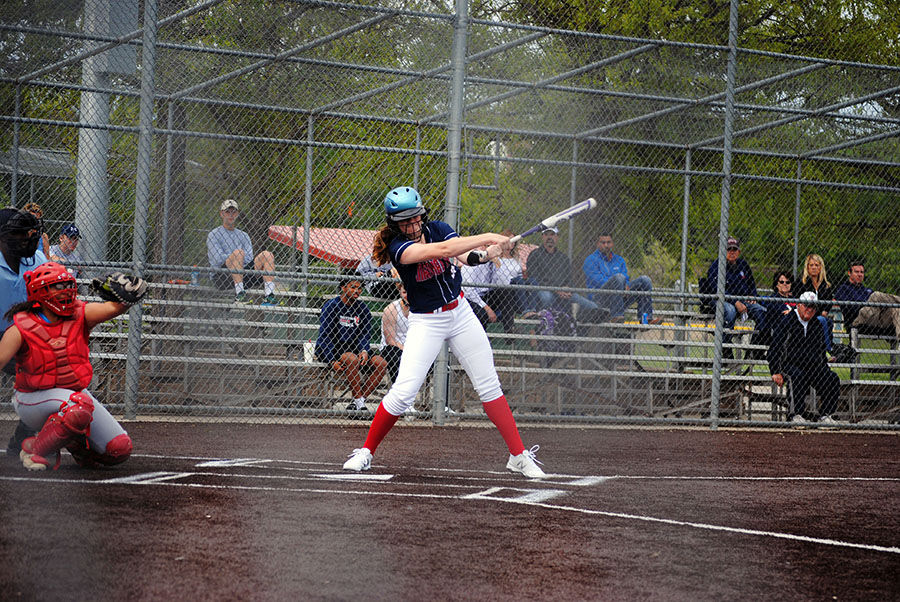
[372,224,396,267]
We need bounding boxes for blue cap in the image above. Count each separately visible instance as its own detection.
[62,224,80,239]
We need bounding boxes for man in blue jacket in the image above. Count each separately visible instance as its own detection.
[583,233,660,323]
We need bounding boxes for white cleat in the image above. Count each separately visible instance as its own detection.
[506,444,546,479]
[343,448,373,471]
[20,453,48,471]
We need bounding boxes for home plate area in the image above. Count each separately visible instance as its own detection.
[98,452,600,507]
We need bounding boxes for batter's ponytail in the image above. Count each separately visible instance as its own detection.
[373,224,394,267]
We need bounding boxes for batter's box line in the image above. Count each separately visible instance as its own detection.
[462,486,569,503]
[98,471,196,484]
[523,500,900,556]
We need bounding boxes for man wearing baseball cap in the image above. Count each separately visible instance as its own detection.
[207,199,279,305]
[703,235,766,330]
[524,226,601,318]
[767,291,840,424]
[48,223,83,278]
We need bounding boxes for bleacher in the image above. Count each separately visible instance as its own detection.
[85,281,384,417]
[7,280,896,425]
[447,291,900,425]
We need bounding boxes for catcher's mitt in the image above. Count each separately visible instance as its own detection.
[91,272,148,305]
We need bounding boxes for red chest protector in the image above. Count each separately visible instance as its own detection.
[14,301,93,392]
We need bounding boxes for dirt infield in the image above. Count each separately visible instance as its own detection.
[1,421,898,601]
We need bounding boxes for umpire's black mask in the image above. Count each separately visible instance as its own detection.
[0,209,41,260]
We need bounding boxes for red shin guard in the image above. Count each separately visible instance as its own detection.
[67,433,132,467]
[482,395,524,456]
[23,392,95,470]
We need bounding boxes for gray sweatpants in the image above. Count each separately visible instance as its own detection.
[13,388,127,454]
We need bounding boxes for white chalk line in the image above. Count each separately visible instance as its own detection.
[495,497,900,556]
[129,470,556,492]
[132,452,900,484]
[1,472,896,556]
[609,475,900,482]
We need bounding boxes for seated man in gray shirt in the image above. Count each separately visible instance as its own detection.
[356,254,395,299]
[206,199,278,305]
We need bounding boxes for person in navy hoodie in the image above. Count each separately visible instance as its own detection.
[704,236,766,329]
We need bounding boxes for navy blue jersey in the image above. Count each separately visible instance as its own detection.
[389,220,461,313]
[315,296,373,362]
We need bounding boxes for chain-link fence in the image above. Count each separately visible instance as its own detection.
[2,0,899,429]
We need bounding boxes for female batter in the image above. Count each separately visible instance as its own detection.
[0,262,144,470]
[342,187,546,478]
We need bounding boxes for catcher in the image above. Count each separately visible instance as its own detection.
[0,263,147,470]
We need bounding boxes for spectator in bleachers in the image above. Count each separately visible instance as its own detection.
[797,254,833,305]
[461,235,529,337]
[702,236,766,329]
[48,224,83,278]
[834,260,900,339]
[483,230,532,333]
[833,261,871,329]
[749,270,796,356]
[21,202,50,255]
[316,274,388,418]
[768,291,840,424]
[796,253,835,352]
[356,254,395,299]
[460,246,499,330]
[583,232,661,324]
[380,278,409,383]
[206,199,278,305]
[525,227,602,320]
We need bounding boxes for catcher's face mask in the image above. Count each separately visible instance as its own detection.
[24,262,77,316]
[0,210,41,259]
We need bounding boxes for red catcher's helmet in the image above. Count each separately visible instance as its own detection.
[24,262,77,316]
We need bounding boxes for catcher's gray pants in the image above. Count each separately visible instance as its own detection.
[13,388,127,454]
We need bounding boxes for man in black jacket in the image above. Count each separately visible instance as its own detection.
[768,291,840,424]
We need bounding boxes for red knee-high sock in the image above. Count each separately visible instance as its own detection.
[482,395,524,455]
[362,403,400,454]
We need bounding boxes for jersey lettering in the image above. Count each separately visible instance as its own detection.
[339,315,361,328]
[416,258,450,282]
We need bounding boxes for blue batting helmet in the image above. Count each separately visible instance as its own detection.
[384,187,426,222]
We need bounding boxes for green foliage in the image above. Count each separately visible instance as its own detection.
[5,0,899,287]
[636,238,681,288]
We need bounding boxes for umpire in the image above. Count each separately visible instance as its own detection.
[767,291,840,424]
[0,208,48,454]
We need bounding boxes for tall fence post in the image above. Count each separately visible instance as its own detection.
[124,0,158,420]
[680,148,692,313]
[161,101,174,263]
[74,0,114,268]
[300,115,314,318]
[793,159,802,278]
[11,85,21,206]
[433,0,469,424]
[710,0,741,429]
